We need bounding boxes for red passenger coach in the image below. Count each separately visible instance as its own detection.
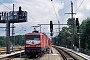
[24,32,51,56]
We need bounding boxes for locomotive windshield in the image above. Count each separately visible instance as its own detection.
[26,35,40,40]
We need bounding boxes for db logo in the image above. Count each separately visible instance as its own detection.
[32,41,34,44]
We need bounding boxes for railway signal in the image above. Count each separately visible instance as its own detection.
[76,18,79,33]
[18,6,22,15]
[38,21,67,36]
[18,6,22,19]
[76,18,79,29]
[0,4,27,54]
[50,21,53,32]
[50,21,53,36]
[50,32,53,36]
[76,18,81,51]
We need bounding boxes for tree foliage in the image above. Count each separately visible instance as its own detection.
[0,35,24,47]
[52,18,77,48]
[52,17,90,55]
[80,17,90,50]
[0,36,6,47]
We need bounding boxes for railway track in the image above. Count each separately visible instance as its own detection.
[0,52,42,60]
[0,46,87,60]
[53,46,81,60]
[0,52,24,60]
[0,47,24,55]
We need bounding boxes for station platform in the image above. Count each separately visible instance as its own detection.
[40,47,63,60]
[59,46,90,60]
[0,50,24,59]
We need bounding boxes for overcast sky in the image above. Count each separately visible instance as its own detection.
[0,0,90,37]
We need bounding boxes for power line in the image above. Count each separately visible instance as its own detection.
[13,0,21,7]
[0,2,12,10]
[45,13,55,21]
[13,0,18,4]
[3,0,10,3]
[75,0,84,11]
[59,4,70,15]
[13,0,38,22]
[51,1,59,21]
[0,0,18,11]
[58,4,70,24]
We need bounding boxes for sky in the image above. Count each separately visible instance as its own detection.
[0,0,90,37]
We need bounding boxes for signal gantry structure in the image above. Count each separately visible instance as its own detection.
[0,4,27,54]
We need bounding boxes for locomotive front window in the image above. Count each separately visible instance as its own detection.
[26,35,40,40]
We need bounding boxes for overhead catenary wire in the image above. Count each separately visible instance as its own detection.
[47,4,70,21]
[45,13,56,21]
[75,0,84,11]
[50,0,72,30]
[3,0,10,3]
[0,0,18,11]
[13,0,38,22]
[50,0,71,21]
[13,0,18,4]
[57,3,70,25]
[51,1,59,21]
[0,1,12,10]
[13,0,21,8]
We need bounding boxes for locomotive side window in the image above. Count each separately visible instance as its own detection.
[26,35,40,40]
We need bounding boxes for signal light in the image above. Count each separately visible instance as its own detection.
[76,18,79,29]
[18,6,22,15]
[18,6,22,19]
[50,21,53,32]
[50,32,53,36]
[0,16,1,20]
[76,18,80,33]
[2,12,3,16]
[19,6,22,12]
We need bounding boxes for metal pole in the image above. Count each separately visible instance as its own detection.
[6,13,10,54]
[65,1,76,49]
[71,1,74,50]
[58,21,60,32]
[12,23,15,51]
[12,4,15,52]
[40,25,41,33]
[79,36,80,51]
[58,21,60,45]
[78,33,81,52]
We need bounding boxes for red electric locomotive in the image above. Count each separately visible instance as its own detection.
[24,31,51,57]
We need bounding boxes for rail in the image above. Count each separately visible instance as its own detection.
[53,46,79,60]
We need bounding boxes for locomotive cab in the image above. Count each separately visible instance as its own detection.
[25,33,41,56]
[24,31,51,57]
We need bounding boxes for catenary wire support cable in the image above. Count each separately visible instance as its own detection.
[75,0,84,11]
[51,0,62,45]
[0,2,12,10]
[51,1,59,21]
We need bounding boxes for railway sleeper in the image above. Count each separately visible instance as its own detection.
[54,46,78,60]
[58,49,74,60]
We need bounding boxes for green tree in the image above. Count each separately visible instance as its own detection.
[52,18,78,48]
[60,27,72,48]
[0,36,6,47]
[80,17,90,50]
[14,35,24,46]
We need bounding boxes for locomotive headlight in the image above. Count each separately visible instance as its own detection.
[26,45,28,47]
